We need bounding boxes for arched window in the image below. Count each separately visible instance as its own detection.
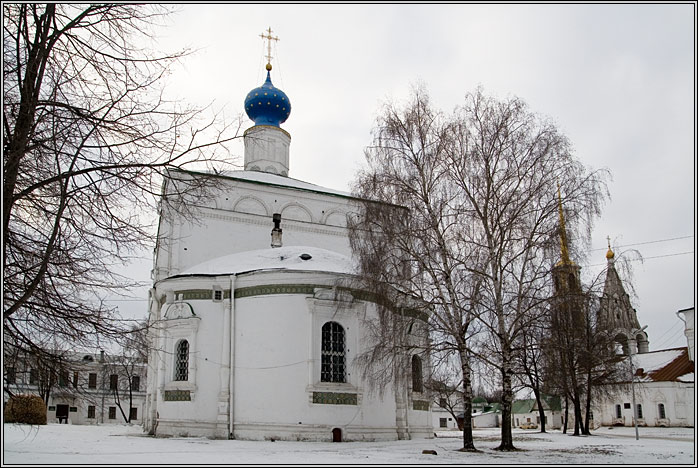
[658,403,666,419]
[321,322,345,383]
[411,355,423,393]
[174,340,189,381]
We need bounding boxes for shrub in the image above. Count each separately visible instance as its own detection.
[4,394,47,425]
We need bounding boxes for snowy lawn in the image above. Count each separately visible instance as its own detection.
[3,423,694,465]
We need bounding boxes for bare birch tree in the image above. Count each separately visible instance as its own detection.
[350,85,609,451]
[349,87,483,451]
[3,5,241,369]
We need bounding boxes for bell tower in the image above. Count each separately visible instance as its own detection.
[597,238,649,354]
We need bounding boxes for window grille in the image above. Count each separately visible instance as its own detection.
[658,403,666,419]
[636,403,643,419]
[174,340,189,381]
[411,355,423,393]
[132,376,140,392]
[321,322,345,383]
[439,418,447,428]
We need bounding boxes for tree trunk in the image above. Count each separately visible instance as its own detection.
[459,350,476,451]
[583,368,593,435]
[563,396,569,434]
[496,364,516,451]
[532,388,546,433]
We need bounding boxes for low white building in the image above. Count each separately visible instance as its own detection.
[3,350,147,425]
[593,308,694,428]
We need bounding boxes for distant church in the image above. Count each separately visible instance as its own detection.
[142,30,433,441]
[553,191,693,428]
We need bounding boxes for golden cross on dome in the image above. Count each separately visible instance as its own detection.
[260,27,279,70]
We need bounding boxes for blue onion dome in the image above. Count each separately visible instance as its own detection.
[244,65,291,127]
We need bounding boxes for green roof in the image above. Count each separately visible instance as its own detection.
[511,399,536,414]
[541,394,562,412]
[472,396,488,404]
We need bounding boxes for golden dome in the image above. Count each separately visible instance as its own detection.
[606,236,615,260]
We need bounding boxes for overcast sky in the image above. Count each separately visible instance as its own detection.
[116,4,694,352]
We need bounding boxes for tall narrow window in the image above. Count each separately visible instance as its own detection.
[129,407,138,421]
[29,368,38,385]
[108,407,116,419]
[321,322,345,383]
[174,340,189,381]
[411,355,423,393]
[88,373,97,389]
[636,403,643,419]
[131,376,140,392]
[72,371,79,388]
[658,403,666,419]
[6,367,16,384]
[87,406,96,419]
[109,374,118,390]
[615,404,622,418]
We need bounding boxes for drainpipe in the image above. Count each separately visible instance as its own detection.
[229,274,237,439]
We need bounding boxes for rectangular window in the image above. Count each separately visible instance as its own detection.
[636,404,643,419]
[131,376,140,392]
[213,289,223,301]
[439,418,447,428]
[88,373,97,389]
[73,371,79,388]
[615,404,622,418]
[69,407,77,412]
[6,367,16,384]
[109,374,118,390]
[59,370,69,387]
[108,407,116,419]
[87,406,96,419]
[439,398,447,407]
[129,407,138,421]
[623,402,631,409]
[29,368,38,385]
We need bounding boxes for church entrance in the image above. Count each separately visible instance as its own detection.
[332,428,342,442]
[56,404,69,423]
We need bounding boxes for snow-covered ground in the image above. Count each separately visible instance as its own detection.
[3,423,694,465]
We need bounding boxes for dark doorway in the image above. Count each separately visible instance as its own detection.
[56,404,69,423]
[332,428,342,442]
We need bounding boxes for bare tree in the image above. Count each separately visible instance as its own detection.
[515,318,550,433]
[441,88,609,450]
[3,5,242,368]
[427,360,466,430]
[350,85,608,451]
[349,87,485,451]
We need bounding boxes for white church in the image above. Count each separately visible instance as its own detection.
[142,33,433,442]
